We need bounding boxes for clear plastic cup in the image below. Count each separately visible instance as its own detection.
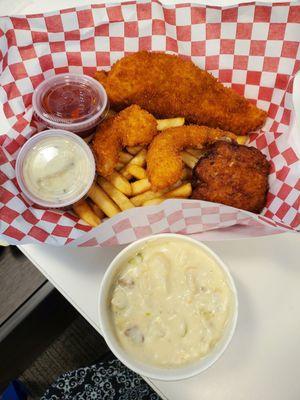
[16,129,95,208]
[32,73,109,137]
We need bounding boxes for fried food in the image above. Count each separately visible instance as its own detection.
[157,117,185,131]
[164,183,192,199]
[147,125,237,190]
[131,178,151,195]
[98,177,134,211]
[92,105,157,177]
[120,149,147,179]
[106,171,132,196]
[191,141,270,213]
[88,183,121,217]
[95,52,267,135]
[73,200,101,227]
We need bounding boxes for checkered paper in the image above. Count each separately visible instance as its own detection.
[0,1,299,246]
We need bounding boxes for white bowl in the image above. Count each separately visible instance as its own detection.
[99,234,238,381]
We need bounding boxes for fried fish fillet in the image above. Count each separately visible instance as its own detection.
[147,125,237,190]
[92,105,157,177]
[95,52,267,135]
[191,141,270,213]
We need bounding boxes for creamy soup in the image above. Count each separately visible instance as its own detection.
[110,238,234,368]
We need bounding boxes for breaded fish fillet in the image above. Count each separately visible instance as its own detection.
[147,125,237,190]
[92,105,157,177]
[192,141,270,213]
[95,52,267,135]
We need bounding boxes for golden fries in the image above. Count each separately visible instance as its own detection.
[131,189,165,207]
[98,177,134,211]
[236,136,249,145]
[143,198,165,206]
[88,183,121,217]
[131,178,152,196]
[164,183,192,199]
[73,199,101,227]
[127,164,147,180]
[87,200,105,219]
[181,151,198,169]
[126,145,143,155]
[115,162,125,171]
[186,148,203,159]
[141,183,191,206]
[121,149,147,179]
[107,171,132,196]
[119,151,133,164]
[156,117,185,130]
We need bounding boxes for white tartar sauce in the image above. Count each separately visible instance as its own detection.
[110,238,234,368]
[22,135,93,204]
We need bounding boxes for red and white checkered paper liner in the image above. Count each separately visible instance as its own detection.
[0,1,299,246]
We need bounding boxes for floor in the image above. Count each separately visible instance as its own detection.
[0,246,108,400]
[0,245,109,399]
[20,315,109,399]
[0,246,46,325]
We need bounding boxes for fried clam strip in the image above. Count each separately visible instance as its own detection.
[147,125,237,190]
[95,51,267,135]
[92,104,157,177]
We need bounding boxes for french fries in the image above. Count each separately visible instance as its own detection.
[126,145,143,155]
[131,178,152,196]
[126,164,147,180]
[87,200,105,219]
[164,183,192,199]
[236,136,249,145]
[131,189,165,207]
[98,177,134,211]
[121,149,147,179]
[181,151,198,169]
[143,198,165,206]
[115,162,125,171]
[119,151,133,164]
[107,171,132,196]
[186,148,203,159]
[88,183,121,218]
[156,117,185,130]
[73,200,101,227]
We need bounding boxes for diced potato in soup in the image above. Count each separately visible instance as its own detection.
[110,238,234,368]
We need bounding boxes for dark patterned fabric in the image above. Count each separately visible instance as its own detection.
[41,352,160,400]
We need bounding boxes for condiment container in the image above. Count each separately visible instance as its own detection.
[32,73,109,137]
[16,129,95,208]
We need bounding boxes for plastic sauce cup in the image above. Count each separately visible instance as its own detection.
[16,129,95,208]
[32,73,109,137]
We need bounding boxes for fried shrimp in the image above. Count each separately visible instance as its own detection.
[92,105,157,177]
[147,125,237,190]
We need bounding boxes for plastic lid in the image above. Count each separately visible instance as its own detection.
[32,73,109,133]
[16,129,95,208]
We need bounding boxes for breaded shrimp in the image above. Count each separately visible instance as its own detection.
[92,105,157,177]
[95,52,267,135]
[147,125,237,190]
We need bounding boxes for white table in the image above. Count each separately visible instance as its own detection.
[1,0,300,399]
